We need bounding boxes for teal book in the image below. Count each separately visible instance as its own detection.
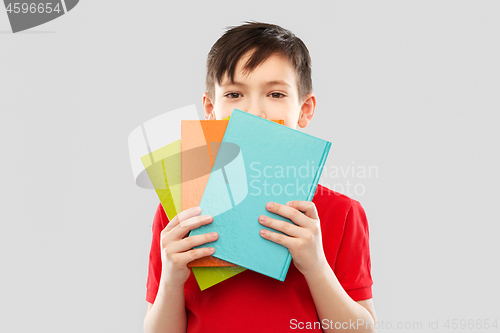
[190,109,331,281]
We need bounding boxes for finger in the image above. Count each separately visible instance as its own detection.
[172,247,216,266]
[173,232,219,253]
[164,206,202,232]
[168,214,214,240]
[285,201,319,220]
[259,228,296,249]
[265,202,312,227]
[258,215,302,238]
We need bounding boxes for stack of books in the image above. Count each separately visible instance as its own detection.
[141,108,331,290]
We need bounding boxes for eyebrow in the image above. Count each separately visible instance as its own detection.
[220,80,292,88]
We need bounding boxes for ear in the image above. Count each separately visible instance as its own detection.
[203,92,216,120]
[297,93,316,128]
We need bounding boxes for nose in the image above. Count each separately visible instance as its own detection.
[245,100,266,119]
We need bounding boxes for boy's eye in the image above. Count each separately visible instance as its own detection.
[269,92,286,99]
[225,92,242,99]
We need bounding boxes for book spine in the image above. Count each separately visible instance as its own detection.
[306,141,331,202]
[280,253,292,281]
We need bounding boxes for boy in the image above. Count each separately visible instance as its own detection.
[144,22,377,333]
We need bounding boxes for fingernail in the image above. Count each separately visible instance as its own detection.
[259,215,266,222]
[286,202,293,206]
[260,229,266,236]
[266,202,274,210]
[194,207,202,213]
[211,232,217,238]
[205,216,213,222]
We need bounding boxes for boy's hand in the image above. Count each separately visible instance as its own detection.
[159,207,217,288]
[258,201,328,277]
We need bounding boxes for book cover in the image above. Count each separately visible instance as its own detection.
[141,140,181,220]
[182,118,285,267]
[182,117,284,290]
[190,109,331,281]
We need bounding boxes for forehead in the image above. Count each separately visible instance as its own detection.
[220,52,298,88]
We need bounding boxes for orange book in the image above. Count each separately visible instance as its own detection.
[182,119,284,267]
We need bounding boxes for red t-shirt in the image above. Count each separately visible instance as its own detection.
[146,184,373,332]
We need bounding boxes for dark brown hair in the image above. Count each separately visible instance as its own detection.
[206,21,312,102]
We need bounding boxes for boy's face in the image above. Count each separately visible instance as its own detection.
[203,51,315,129]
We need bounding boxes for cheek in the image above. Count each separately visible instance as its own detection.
[285,108,302,128]
[214,99,238,119]
[267,105,300,128]
[284,116,299,129]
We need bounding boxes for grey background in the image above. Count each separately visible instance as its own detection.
[1,1,499,332]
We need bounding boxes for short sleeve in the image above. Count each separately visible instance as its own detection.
[146,204,169,304]
[334,199,373,301]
